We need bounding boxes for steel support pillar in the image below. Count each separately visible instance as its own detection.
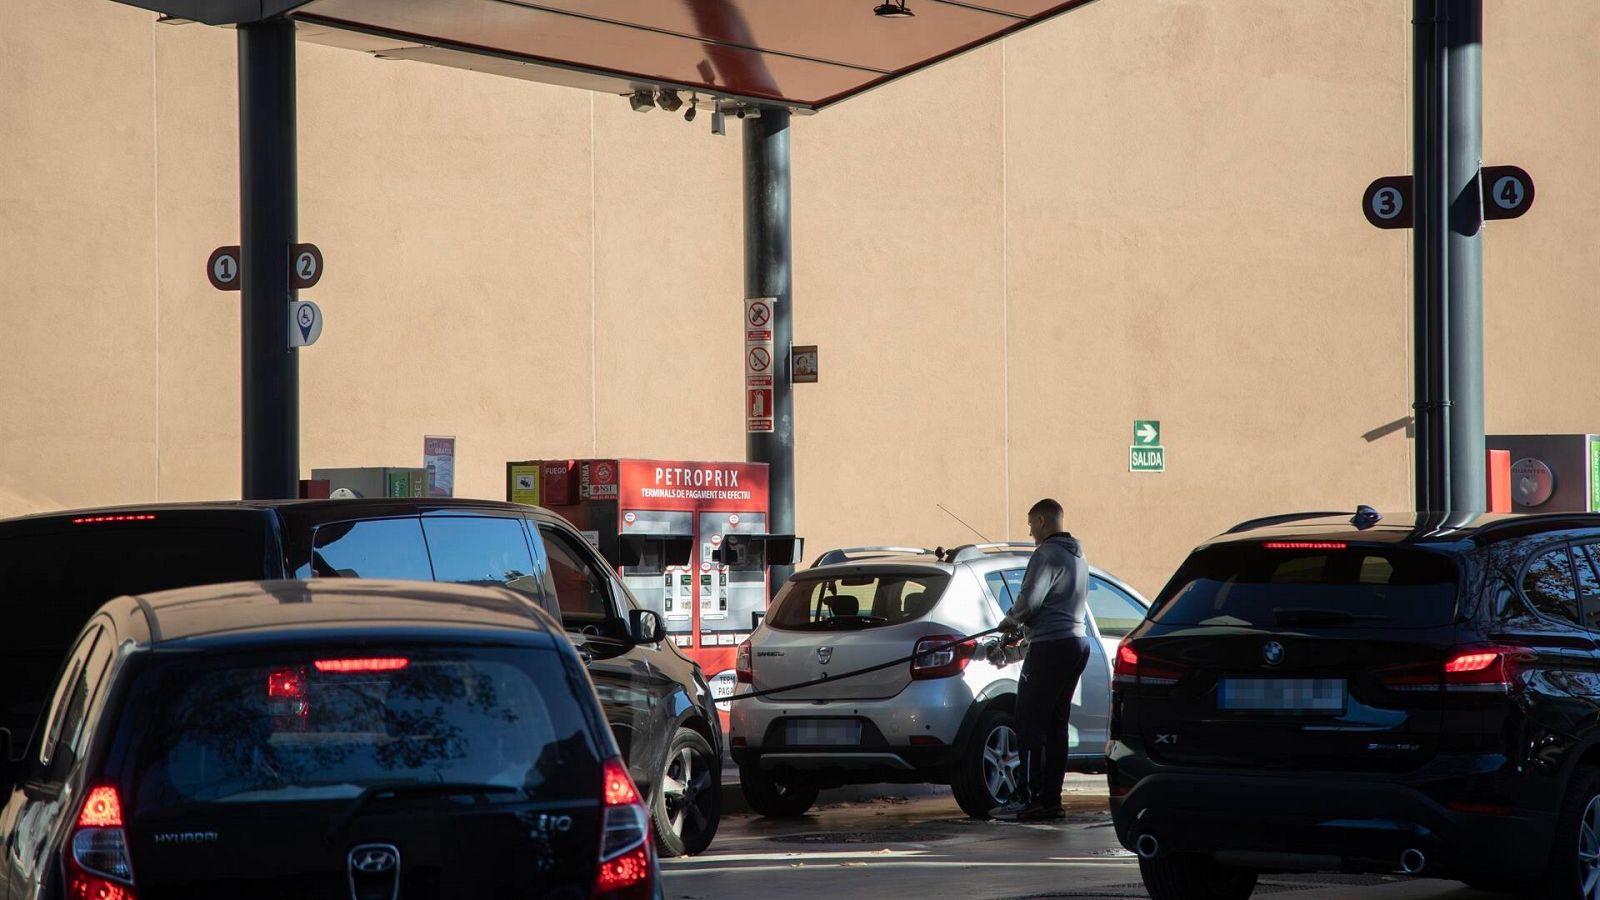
[238,19,300,500]
[743,108,794,594]
[1412,0,1484,513]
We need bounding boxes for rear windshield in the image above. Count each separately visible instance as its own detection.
[1150,544,1460,629]
[116,647,601,813]
[768,572,951,631]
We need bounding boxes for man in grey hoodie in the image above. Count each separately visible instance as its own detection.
[993,498,1092,821]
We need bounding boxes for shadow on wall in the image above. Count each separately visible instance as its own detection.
[1363,417,1415,443]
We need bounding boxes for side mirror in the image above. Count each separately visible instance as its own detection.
[629,609,664,645]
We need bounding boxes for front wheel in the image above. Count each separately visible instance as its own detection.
[1537,766,1600,900]
[739,765,819,818]
[652,727,720,857]
[1138,853,1258,900]
[952,708,1022,818]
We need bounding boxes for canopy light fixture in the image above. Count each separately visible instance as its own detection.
[656,89,683,113]
[685,93,699,122]
[628,89,654,112]
[874,1,914,18]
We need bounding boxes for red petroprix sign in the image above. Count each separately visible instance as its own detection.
[617,460,769,510]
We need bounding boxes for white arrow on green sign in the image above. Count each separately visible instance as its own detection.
[1134,420,1160,446]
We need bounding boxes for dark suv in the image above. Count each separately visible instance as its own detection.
[1110,510,1600,900]
[0,579,663,900]
[0,499,721,857]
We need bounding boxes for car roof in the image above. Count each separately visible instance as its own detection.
[1211,511,1600,547]
[0,498,559,530]
[124,579,553,649]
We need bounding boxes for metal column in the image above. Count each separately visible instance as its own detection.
[1412,0,1484,513]
[238,19,300,500]
[743,108,794,594]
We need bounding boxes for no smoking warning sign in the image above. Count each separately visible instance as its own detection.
[745,297,777,434]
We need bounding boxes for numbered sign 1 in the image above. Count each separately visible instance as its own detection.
[1482,165,1535,221]
[291,243,324,290]
[207,245,242,291]
[1362,175,1414,230]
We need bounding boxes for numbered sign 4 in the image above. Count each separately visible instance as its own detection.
[291,243,324,290]
[1482,165,1535,221]
[1362,176,1414,230]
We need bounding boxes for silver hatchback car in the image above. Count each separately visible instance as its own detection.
[730,543,1150,818]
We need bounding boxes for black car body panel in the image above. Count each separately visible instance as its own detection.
[0,499,720,844]
[1109,512,1600,885]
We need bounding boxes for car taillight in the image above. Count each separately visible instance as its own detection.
[594,758,653,899]
[314,657,409,673]
[1112,641,1182,687]
[1380,646,1529,693]
[71,514,157,525]
[910,635,975,680]
[69,786,136,900]
[736,640,753,684]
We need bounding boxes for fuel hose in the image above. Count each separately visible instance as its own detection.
[722,626,1009,702]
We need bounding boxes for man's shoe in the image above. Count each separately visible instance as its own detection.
[989,800,1031,819]
[1016,804,1066,822]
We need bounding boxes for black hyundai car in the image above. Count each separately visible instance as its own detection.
[0,499,721,857]
[1110,510,1600,900]
[0,579,662,900]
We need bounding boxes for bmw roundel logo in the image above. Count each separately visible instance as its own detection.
[1262,641,1285,666]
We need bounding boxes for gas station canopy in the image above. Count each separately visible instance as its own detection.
[131,0,1096,110]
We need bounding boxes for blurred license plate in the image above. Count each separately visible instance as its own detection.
[786,720,862,745]
[1218,678,1346,713]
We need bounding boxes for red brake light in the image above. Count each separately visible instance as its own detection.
[603,758,641,807]
[911,635,975,680]
[1445,652,1499,673]
[595,847,650,893]
[71,514,157,526]
[1263,542,1347,550]
[736,640,753,684]
[77,787,123,829]
[1115,644,1138,674]
[68,872,135,900]
[1112,641,1181,687]
[313,657,409,673]
[267,668,305,699]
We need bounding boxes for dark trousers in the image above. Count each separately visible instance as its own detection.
[1016,636,1092,808]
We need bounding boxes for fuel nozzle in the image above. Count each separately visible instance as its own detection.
[982,634,1026,668]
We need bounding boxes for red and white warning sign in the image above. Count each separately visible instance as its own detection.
[623,511,637,526]
[745,297,776,434]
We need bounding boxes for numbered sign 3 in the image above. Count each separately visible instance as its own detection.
[207,245,242,291]
[1362,176,1414,230]
[1482,165,1535,221]
[291,243,324,290]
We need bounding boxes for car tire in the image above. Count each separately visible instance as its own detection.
[652,727,720,858]
[1138,853,1258,900]
[738,764,819,818]
[1536,765,1600,900]
[953,708,1022,819]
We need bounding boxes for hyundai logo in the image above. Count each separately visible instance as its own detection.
[817,646,833,665]
[348,844,401,900]
[1262,641,1285,666]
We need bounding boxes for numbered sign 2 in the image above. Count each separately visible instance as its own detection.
[207,245,242,291]
[1482,165,1535,221]
[291,243,324,290]
[1362,176,1414,230]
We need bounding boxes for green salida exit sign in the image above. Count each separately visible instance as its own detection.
[1131,420,1165,473]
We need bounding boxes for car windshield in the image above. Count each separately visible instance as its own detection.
[119,646,601,813]
[767,572,951,630]
[1150,544,1460,629]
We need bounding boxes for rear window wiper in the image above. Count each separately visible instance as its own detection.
[1271,608,1392,625]
[327,781,521,839]
[818,615,890,629]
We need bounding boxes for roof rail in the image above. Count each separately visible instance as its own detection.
[1221,511,1349,535]
[948,542,1035,564]
[811,546,932,568]
[1469,512,1600,542]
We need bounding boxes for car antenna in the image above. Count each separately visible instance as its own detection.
[936,503,991,543]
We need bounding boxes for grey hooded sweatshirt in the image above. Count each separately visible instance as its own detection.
[1005,533,1089,642]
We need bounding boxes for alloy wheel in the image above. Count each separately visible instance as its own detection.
[982,724,1022,804]
[662,745,713,840]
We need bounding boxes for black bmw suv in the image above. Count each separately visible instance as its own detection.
[0,499,721,857]
[1110,510,1600,900]
[0,579,663,899]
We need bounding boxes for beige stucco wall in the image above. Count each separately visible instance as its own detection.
[1,0,1596,596]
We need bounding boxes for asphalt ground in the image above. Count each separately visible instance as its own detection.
[677,779,1522,900]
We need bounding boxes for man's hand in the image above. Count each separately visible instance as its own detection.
[998,615,1022,635]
